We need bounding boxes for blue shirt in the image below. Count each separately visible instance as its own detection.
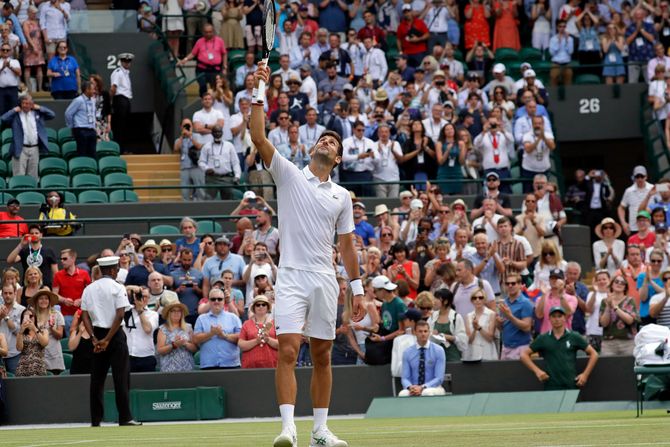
[549,34,574,64]
[401,341,446,389]
[501,295,534,348]
[354,220,376,246]
[171,267,203,314]
[202,253,245,284]
[64,94,96,129]
[626,22,656,62]
[125,262,169,287]
[175,236,201,259]
[47,56,79,92]
[319,2,347,33]
[571,281,589,335]
[637,273,661,318]
[465,252,500,294]
[194,311,241,368]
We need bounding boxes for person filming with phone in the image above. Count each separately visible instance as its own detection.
[473,116,514,193]
[7,224,58,287]
[174,118,205,201]
[242,241,277,313]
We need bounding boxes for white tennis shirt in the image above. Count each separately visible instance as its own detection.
[267,150,354,275]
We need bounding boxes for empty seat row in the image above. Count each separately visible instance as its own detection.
[0,189,138,205]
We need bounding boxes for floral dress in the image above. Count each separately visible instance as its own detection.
[158,324,195,372]
[22,20,45,67]
[599,296,639,340]
[464,3,490,49]
[15,335,47,377]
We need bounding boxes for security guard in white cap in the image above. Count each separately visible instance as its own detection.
[110,53,133,152]
[81,255,141,427]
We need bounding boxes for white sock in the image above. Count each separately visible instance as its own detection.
[313,408,328,431]
[279,404,295,430]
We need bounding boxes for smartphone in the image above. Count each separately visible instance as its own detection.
[123,233,130,239]
[658,183,669,193]
[244,229,252,239]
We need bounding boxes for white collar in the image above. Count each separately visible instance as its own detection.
[302,165,332,187]
[415,340,431,350]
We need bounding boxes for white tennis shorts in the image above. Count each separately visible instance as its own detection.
[274,267,339,340]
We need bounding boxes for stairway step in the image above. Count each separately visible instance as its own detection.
[122,154,182,203]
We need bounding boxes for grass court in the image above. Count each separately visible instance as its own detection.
[2,410,670,447]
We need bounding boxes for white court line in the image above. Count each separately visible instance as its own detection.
[17,441,96,447]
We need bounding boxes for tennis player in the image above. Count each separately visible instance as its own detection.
[251,63,359,447]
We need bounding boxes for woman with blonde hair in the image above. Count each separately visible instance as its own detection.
[343,286,379,365]
[2,267,22,293]
[531,240,566,290]
[15,307,48,377]
[18,266,44,307]
[30,289,64,374]
[415,291,435,321]
[463,288,498,361]
[156,302,197,372]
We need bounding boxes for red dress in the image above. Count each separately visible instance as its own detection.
[392,260,417,299]
[239,318,278,368]
[492,1,521,51]
[464,3,491,49]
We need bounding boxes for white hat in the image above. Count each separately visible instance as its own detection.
[632,165,648,178]
[371,275,398,291]
[410,198,423,210]
[243,191,257,200]
[374,204,389,216]
[524,69,537,78]
[402,3,412,10]
[118,53,135,61]
[493,63,506,74]
[353,201,366,209]
[138,239,160,252]
[399,190,413,199]
[433,70,446,78]
[520,62,532,69]
[343,83,354,91]
[97,256,120,267]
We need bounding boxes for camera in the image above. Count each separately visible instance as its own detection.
[435,80,445,87]
[490,123,498,129]
[183,123,191,130]
[366,148,373,153]
[128,289,143,305]
[183,281,194,288]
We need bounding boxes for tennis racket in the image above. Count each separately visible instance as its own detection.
[254,0,277,104]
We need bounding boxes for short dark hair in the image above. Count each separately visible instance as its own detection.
[180,248,193,256]
[415,320,430,330]
[314,130,343,156]
[28,224,42,233]
[497,216,511,227]
[434,288,454,308]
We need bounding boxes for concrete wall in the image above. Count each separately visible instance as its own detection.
[2,356,637,424]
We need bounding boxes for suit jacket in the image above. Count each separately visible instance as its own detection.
[0,106,56,158]
[584,179,613,211]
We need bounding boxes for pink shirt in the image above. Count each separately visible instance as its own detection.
[192,36,227,68]
[539,292,578,333]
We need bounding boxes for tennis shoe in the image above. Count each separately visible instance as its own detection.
[309,425,347,447]
[273,424,298,447]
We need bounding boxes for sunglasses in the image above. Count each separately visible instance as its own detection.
[651,259,664,264]
[635,174,646,179]
[381,233,392,237]
[542,252,555,257]
[486,178,498,182]
[419,228,430,233]
[205,241,214,245]
[0,49,10,52]
[60,257,69,261]
[525,199,536,203]
[162,248,173,252]
[602,226,615,230]
[438,210,451,214]
[278,116,289,120]
[120,253,130,257]
[664,277,670,282]
[472,296,485,301]
[419,306,432,311]
[209,297,224,302]
[613,278,627,285]
[255,302,268,307]
[505,281,518,286]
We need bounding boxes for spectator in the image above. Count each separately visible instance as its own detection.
[496,273,533,360]
[123,286,159,372]
[601,23,626,84]
[147,271,179,315]
[400,120,436,186]
[592,217,625,276]
[64,81,97,158]
[194,233,216,270]
[368,275,407,360]
[452,259,496,316]
[156,302,197,372]
[318,62,347,120]
[514,194,545,260]
[520,306,598,390]
[198,125,240,200]
[466,232,501,296]
[464,0,491,49]
[397,4,429,67]
[599,273,639,356]
[177,23,228,96]
[0,41,20,117]
[22,7,45,92]
[7,225,58,288]
[38,191,78,236]
[535,268,578,332]
[427,288,467,361]
[193,288,241,369]
[492,0,520,51]
[521,116,556,192]
[463,287,498,361]
[575,10,601,74]
[110,53,134,151]
[397,320,446,396]
[67,310,93,375]
[549,20,574,86]
[585,269,610,353]
[474,116,514,193]
[125,239,173,288]
[171,248,203,327]
[0,198,27,238]
[649,268,670,327]
[472,198,504,242]
[40,0,69,60]
[0,96,49,179]
[159,0,184,55]
[46,41,80,100]
[175,118,205,201]
[0,283,25,374]
[531,240,567,289]
[435,123,465,195]
[0,4,24,46]
[242,0,262,54]
[238,295,278,368]
[14,307,48,377]
[386,242,420,300]
[18,266,44,308]
[52,248,91,335]
[220,0,244,50]
[625,8,656,83]
[90,74,112,142]
[202,235,245,299]
[618,166,654,236]
[318,0,347,33]
[637,249,665,326]
[618,244,644,308]
[531,0,551,50]
[30,289,64,374]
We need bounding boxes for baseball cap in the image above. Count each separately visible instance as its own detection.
[402,3,412,10]
[473,224,486,235]
[443,100,454,109]
[343,83,354,91]
[371,275,398,291]
[403,308,423,322]
[549,306,566,315]
[632,165,648,178]
[410,198,423,210]
[298,4,308,11]
[467,72,479,81]
[549,268,564,279]
[493,63,506,74]
[524,69,537,78]
[243,191,257,200]
[300,63,312,71]
[486,172,500,180]
[215,236,230,245]
[520,62,532,70]
[637,210,651,220]
[353,201,366,209]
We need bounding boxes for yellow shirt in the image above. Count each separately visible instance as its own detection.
[38,207,77,236]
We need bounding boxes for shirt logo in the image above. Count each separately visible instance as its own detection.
[566,340,571,349]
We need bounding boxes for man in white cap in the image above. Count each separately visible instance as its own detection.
[110,53,134,152]
[618,165,654,235]
[484,63,515,100]
[252,63,363,447]
[81,256,141,427]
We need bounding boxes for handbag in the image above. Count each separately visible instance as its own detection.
[364,337,393,365]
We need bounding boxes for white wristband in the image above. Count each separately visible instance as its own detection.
[350,278,364,296]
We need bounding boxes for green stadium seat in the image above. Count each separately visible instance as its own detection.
[78,190,109,203]
[518,47,543,62]
[9,175,37,190]
[39,158,68,176]
[98,156,127,177]
[109,189,138,203]
[96,141,120,159]
[63,353,73,369]
[0,192,13,205]
[40,174,69,189]
[47,127,58,143]
[494,47,519,62]
[68,157,98,176]
[64,191,77,204]
[574,73,601,85]
[103,173,133,188]
[0,177,6,189]
[60,337,71,354]
[197,220,222,234]
[1,143,11,162]
[45,142,61,158]
[453,48,464,62]
[58,127,74,145]
[61,141,78,161]
[194,350,200,368]
[15,191,45,205]
[150,224,180,235]
[0,159,7,177]
[1,128,12,145]
[71,173,101,188]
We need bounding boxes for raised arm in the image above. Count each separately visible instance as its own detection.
[250,63,276,167]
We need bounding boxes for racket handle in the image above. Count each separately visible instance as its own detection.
[254,57,269,104]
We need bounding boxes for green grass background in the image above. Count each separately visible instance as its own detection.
[2,411,670,447]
